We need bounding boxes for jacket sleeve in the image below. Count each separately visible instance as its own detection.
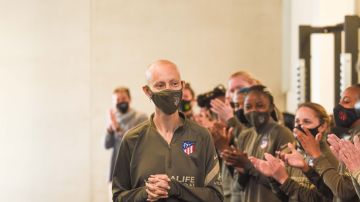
[268,178,289,201]
[168,134,224,202]
[104,129,116,149]
[353,170,360,188]
[236,165,269,189]
[112,136,148,202]
[278,167,332,202]
[312,155,358,200]
[303,167,333,199]
[279,178,329,202]
[350,163,360,199]
[238,165,329,202]
[351,176,360,199]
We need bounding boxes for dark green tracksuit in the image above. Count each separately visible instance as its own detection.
[232,119,295,202]
[112,113,223,202]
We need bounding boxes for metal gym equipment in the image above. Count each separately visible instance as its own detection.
[297,15,360,105]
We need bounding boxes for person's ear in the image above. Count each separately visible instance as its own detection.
[142,85,152,98]
[318,122,328,133]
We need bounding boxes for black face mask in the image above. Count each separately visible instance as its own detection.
[148,87,183,115]
[295,124,322,151]
[295,124,321,137]
[179,99,192,112]
[235,109,249,125]
[116,102,129,114]
[245,111,270,129]
[333,104,358,128]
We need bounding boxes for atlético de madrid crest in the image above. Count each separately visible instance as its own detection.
[182,141,195,155]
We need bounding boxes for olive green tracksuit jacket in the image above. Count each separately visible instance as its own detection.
[232,119,295,202]
[112,113,223,202]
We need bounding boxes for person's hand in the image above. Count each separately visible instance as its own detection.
[221,146,251,172]
[338,136,360,173]
[109,108,121,132]
[294,127,322,158]
[250,153,289,184]
[278,143,309,172]
[249,156,273,176]
[145,174,170,201]
[264,153,289,184]
[327,134,342,162]
[209,123,233,152]
[210,98,234,123]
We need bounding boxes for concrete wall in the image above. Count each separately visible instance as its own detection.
[0,0,91,201]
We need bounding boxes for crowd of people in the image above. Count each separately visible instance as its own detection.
[104,59,360,202]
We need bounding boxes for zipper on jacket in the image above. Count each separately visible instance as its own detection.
[167,146,172,169]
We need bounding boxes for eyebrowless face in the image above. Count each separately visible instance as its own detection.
[145,60,182,93]
[244,92,271,114]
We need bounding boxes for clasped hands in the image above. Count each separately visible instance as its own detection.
[145,174,171,201]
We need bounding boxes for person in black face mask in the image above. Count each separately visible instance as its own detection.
[209,74,256,202]
[104,86,148,202]
[325,84,360,201]
[243,85,275,131]
[220,85,295,202]
[178,83,195,119]
[331,84,360,139]
[293,85,360,202]
[293,103,329,152]
[112,60,223,202]
[250,102,337,202]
